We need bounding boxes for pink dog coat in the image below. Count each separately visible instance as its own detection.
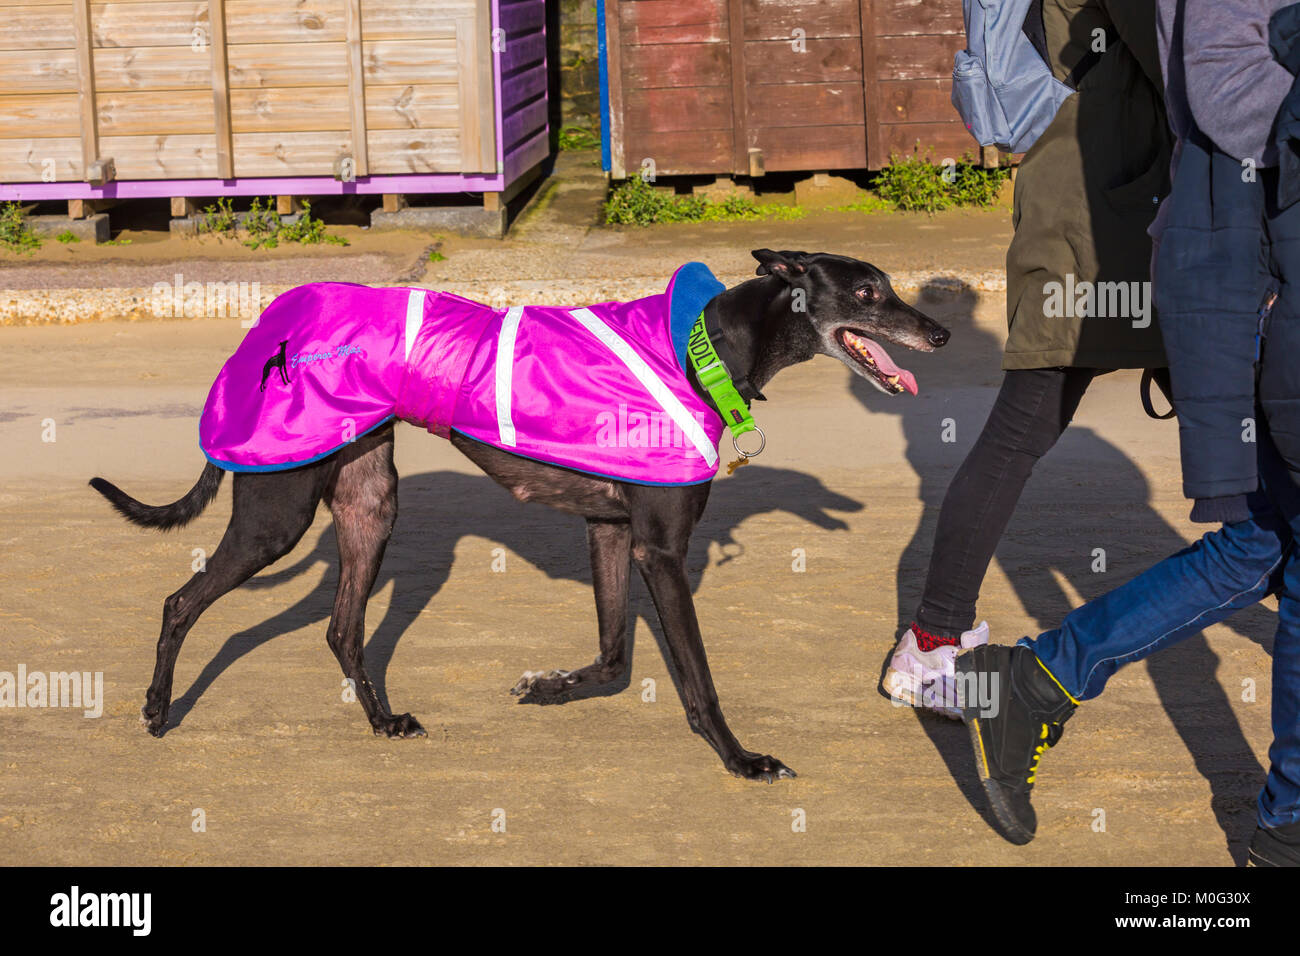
[199,263,729,485]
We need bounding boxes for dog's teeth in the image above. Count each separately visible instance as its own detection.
[888,375,899,385]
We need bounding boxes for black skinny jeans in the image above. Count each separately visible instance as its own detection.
[913,366,1099,638]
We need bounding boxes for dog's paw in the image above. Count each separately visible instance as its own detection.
[374,713,426,739]
[510,669,576,703]
[140,704,168,738]
[727,752,797,784]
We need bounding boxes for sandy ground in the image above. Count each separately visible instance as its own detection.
[0,274,1278,866]
[0,160,1275,865]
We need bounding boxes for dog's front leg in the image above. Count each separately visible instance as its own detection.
[324,432,424,739]
[626,487,795,782]
[512,518,633,702]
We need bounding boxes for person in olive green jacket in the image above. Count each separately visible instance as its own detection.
[882,0,1173,714]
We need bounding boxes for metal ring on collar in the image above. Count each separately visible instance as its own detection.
[732,425,765,459]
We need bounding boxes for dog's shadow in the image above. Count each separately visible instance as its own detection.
[855,280,1277,863]
[164,463,863,732]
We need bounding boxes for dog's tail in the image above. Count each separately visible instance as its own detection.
[89,463,225,531]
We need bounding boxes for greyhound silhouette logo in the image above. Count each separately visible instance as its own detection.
[260,339,291,392]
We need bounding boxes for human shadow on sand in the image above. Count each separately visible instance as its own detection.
[855,280,1276,864]
[164,463,863,740]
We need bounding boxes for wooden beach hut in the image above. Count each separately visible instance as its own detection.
[599,0,973,178]
[0,0,549,230]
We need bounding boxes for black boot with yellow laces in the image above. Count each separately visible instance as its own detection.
[955,643,1077,845]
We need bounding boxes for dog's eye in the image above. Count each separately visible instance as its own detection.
[855,285,878,303]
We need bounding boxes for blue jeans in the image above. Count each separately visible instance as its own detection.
[1024,428,1300,827]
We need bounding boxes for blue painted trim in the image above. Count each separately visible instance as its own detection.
[597,0,611,173]
[203,415,398,473]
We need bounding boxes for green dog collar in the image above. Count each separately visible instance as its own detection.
[686,313,765,460]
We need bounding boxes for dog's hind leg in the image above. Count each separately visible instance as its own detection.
[624,484,795,783]
[511,517,633,703]
[320,427,423,738]
[143,466,328,736]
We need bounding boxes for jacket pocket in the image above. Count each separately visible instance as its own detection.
[1102,146,1168,217]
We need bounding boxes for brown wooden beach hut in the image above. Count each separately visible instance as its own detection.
[601,0,972,178]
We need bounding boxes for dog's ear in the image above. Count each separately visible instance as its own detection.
[752,249,810,280]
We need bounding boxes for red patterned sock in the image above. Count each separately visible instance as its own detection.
[911,621,960,652]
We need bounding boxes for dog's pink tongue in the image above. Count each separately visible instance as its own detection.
[857,336,918,395]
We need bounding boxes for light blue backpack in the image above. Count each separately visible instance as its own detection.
[951,0,1110,154]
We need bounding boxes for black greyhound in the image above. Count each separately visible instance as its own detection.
[259,339,291,391]
[91,249,949,782]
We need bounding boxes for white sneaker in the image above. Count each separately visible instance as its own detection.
[882,621,990,719]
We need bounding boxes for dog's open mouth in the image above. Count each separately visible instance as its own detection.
[837,329,918,395]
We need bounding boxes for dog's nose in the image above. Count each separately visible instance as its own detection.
[928,327,950,348]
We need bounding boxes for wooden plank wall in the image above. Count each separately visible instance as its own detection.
[607,0,971,177]
[864,0,969,169]
[497,0,547,182]
[358,0,477,174]
[743,0,866,173]
[0,0,507,183]
[610,0,732,178]
[0,0,106,182]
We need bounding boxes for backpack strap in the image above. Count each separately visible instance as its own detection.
[1020,4,1118,90]
[1141,368,1176,420]
[1063,25,1120,89]
[1021,0,1051,66]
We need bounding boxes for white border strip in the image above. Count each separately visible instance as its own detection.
[568,307,718,467]
[495,306,524,446]
[403,289,427,362]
